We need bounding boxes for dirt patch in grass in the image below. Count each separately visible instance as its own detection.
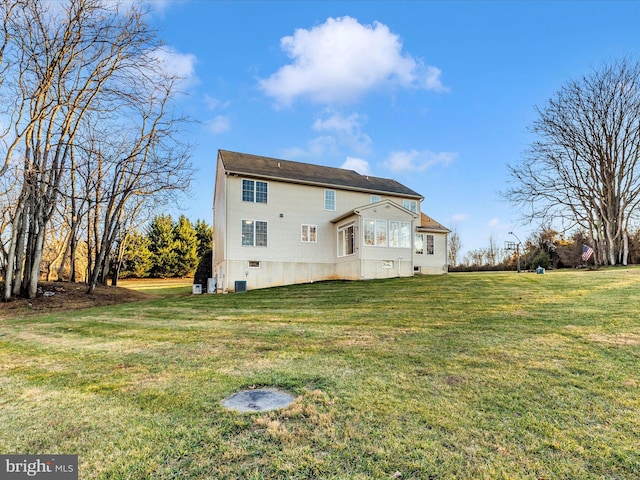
[0,282,151,318]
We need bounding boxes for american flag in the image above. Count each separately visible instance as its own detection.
[582,244,594,262]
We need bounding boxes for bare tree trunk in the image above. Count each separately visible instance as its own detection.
[622,230,629,266]
[69,232,78,282]
[3,195,26,300]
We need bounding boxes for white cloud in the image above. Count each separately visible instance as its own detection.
[341,157,371,175]
[423,65,447,92]
[312,112,361,133]
[281,136,338,161]
[206,116,231,134]
[452,214,469,222]
[383,149,457,173]
[259,16,447,106]
[129,0,184,17]
[150,46,198,89]
[312,112,371,154]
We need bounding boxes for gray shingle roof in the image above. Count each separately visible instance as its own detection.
[218,150,423,199]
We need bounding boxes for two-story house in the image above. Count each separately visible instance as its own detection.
[213,150,449,292]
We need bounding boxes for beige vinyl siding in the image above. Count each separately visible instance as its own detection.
[224,176,419,264]
[213,156,227,270]
[413,231,448,274]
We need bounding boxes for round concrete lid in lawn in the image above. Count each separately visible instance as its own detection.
[221,388,296,413]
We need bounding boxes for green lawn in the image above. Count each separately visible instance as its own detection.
[1,270,639,479]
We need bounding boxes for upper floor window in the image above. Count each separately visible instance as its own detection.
[301,224,317,243]
[403,199,418,213]
[325,189,336,211]
[242,220,267,247]
[242,179,268,204]
[370,195,381,204]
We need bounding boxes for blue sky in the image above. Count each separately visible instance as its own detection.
[146,0,640,257]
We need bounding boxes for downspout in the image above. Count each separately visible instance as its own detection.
[445,230,449,273]
[225,173,230,293]
[411,215,416,275]
[358,220,364,280]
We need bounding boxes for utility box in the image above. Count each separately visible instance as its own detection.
[536,266,545,275]
[207,278,216,294]
[192,284,202,294]
[234,280,247,293]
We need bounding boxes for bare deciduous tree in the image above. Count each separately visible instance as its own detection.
[83,104,192,293]
[1,0,192,300]
[505,58,640,266]
[447,226,462,267]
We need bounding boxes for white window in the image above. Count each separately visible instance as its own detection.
[338,222,355,257]
[415,234,424,255]
[242,220,267,247]
[324,189,336,211]
[403,199,418,213]
[426,234,434,254]
[389,222,412,248]
[301,224,317,243]
[400,222,412,248]
[415,233,434,255]
[242,179,268,204]
[371,195,381,204]
[363,219,387,246]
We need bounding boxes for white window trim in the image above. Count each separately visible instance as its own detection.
[403,199,418,213]
[337,221,356,257]
[363,218,388,247]
[324,189,336,211]
[415,233,424,255]
[426,234,434,255]
[242,179,268,204]
[388,221,412,248]
[241,219,268,247]
[415,233,434,255]
[301,224,317,243]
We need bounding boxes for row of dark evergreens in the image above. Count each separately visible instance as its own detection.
[118,215,212,279]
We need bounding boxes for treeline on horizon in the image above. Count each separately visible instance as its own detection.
[451,227,640,272]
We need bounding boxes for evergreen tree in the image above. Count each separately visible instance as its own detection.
[194,249,213,288]
[174,215,199,277]
[119,230,153,278]
[195,219,213,258]
[147,214,178,278]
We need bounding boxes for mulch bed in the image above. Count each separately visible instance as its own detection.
[1,282,151,318]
